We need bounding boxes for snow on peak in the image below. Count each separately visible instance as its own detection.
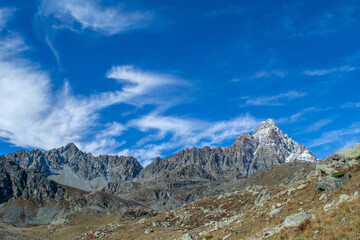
[252,118,278,141]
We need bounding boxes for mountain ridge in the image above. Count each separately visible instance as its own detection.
[4,119,316,193]
[2,118,317,211]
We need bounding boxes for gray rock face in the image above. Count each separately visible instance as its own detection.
[0,156,148,226]
[283,211,315,227]
[6,143,143,191]
[315,173,350,193]
[139,119,316,180]
[0,156,66,205]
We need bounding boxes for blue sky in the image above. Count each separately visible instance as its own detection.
[0,0,360,165]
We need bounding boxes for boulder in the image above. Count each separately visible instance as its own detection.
[315,173,349,193]
[283,211,315,227]
[179,233,193,240]
[268,207,281,217]
[254,189,272,206]
[144,229,154,234]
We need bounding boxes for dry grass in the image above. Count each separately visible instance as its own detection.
[272,162,360,240]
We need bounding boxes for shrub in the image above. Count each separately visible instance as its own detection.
[333,172,346,178]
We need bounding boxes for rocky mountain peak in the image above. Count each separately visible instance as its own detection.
[256,118,276,129]
[252,119,279,140]
[62,142,80,153]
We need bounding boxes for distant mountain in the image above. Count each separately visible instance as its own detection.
[2,118,316,210]
[105,119,316,209]
[0,156,148,226]
[138,119,316,180]
[6,143,143,191]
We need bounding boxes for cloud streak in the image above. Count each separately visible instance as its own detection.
[303,119,332,133]
[309,122,360,148]
[1,9,258,165]
[0,11,180,155]
[38,0,153,35]
[304,65,356,76]
[252,70,286,79]
[242,91,306,106]
[342,102,360,108]
[122,113,259,165]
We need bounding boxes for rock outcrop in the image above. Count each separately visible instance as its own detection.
[315,172,350,193]
[282,211,315,227]
[0,156,66,205]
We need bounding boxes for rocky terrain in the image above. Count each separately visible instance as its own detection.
[5,119,359,239]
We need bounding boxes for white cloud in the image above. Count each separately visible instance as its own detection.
[303,119,332,132]
[45,34,61,69]
[123,113,259,165]
[106,65,179,103]
[243,91,306,106]
[304,65,356,76]
[342,102,360,108]
[309,122,360,148]
[130,114,195,139]
[0,8,14,30]
[82,122,127,155]
[38,0,153,35]
[0,12,180,155]
[252,70,286,79]
[277,107,319,124]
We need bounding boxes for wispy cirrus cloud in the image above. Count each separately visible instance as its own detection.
[342,101,360,108]
[106,65,180,104]
[303,119,332,133]
[1,8,259,165]
[0,7,13,29]
[38,0,153,35]
[0,10,179,155]
[252,70,286,79]
[277,107,320,124]
[242,91,306,106]
[309,122,360,148]
[304,65,356,76]
[121,113,259,165]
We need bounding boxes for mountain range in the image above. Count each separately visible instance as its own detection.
[0,118,329,238]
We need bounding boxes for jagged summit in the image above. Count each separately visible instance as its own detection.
[255,118,276,130]
[63,142,80,151]
[252,118,278,139]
